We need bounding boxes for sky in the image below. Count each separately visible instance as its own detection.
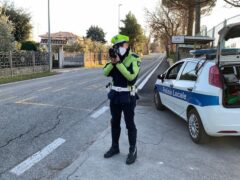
[6,0,240,42]
[9,0,157,42]
[201,0,240,31]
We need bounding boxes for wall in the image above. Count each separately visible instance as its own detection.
[0,51,49,78]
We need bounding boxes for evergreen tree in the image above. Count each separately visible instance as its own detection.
[86,25,106,43]
[120,12,145,53]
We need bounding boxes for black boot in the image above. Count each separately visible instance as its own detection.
[104,145,120,158]
[126,146,137,164]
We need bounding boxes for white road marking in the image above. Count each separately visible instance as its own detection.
[0,75,56,88]
[158,162,164,165]
[0,96,17,102]
[77,82,87,85]
[10,138,66,176]
[15,96,36,104]
[189,166,198,170]
[15,101,92,112]
[136,65,155,85]
[17,102,55,107]
[136,56,162,85]
[137,57,163,90]
[52,87,67,92]
[91,106,109,118]
[77,77,103,86]
[37,87,52,92]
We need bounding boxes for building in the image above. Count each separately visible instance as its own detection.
[39,32,81,68]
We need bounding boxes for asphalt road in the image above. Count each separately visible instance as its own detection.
[1,53,240,180]
[0,53,163,180]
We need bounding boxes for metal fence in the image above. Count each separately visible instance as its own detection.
[0,51,49,69]
[64,53,84,67]
[63,52,108,67]
[83,52,108,67]
[202,14,240,47]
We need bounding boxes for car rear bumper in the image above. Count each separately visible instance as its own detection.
[197,105,240,136]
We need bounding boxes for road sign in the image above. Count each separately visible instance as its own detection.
[172,36,185,44]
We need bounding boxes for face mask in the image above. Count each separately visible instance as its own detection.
[119,47,127,56]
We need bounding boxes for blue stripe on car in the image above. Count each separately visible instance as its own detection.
[155,84,219,107]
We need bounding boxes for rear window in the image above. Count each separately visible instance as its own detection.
[180,62,198,81]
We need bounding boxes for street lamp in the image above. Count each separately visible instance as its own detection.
[48,0,52,71]
[118,4,122,34]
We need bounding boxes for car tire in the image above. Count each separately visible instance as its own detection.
[154,90,165,111]
[187,109,209,144]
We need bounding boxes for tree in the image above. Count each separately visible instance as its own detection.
[223,0,240,7]
[120,12,145,53]
[63,37,86,53]
[146,6,182,56]
[86,25,106,43]
[162,0,216,35]
[0,13,14,52]
[64,42,84,53]
[1,2,32,42]
[82,38,108,53]
[20,41,39,51]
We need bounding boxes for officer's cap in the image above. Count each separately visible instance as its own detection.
[111,34,129,45]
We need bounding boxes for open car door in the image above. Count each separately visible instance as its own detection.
[216,23,240,66]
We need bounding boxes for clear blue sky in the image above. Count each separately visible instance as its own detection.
[6,0,240,42]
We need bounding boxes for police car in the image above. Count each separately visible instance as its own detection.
[154,23,240,144]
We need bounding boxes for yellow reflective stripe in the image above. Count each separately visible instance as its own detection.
[116,61,140,81]
[103,63,114,76]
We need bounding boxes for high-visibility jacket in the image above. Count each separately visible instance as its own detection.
[103,50,141,104]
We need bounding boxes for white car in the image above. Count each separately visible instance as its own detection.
[154,23,240,144]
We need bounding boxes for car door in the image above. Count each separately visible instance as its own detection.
[216,23,240,66]
[160,62,184,110]
[173,61,199,118]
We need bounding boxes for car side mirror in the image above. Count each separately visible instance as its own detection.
[157,74,165,82]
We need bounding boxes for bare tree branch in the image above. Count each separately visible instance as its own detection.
[145,6,183,55]
[223,0,240,7]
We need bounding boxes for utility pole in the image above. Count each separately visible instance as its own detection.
[118,4,122,34]
[48,0,52,71]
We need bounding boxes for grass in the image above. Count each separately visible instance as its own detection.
[0,72,57,85]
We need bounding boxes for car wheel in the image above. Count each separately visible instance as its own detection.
[187,109,209,144]
[154,90,165,111]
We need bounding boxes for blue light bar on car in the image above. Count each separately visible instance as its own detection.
[190,49,217,56]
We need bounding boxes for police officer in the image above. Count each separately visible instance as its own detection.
[103,34,141,165]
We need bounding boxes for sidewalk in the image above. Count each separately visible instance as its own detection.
[55,105,167,180]
[54,105,221,180]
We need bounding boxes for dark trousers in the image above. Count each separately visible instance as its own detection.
[110,101,137,152]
